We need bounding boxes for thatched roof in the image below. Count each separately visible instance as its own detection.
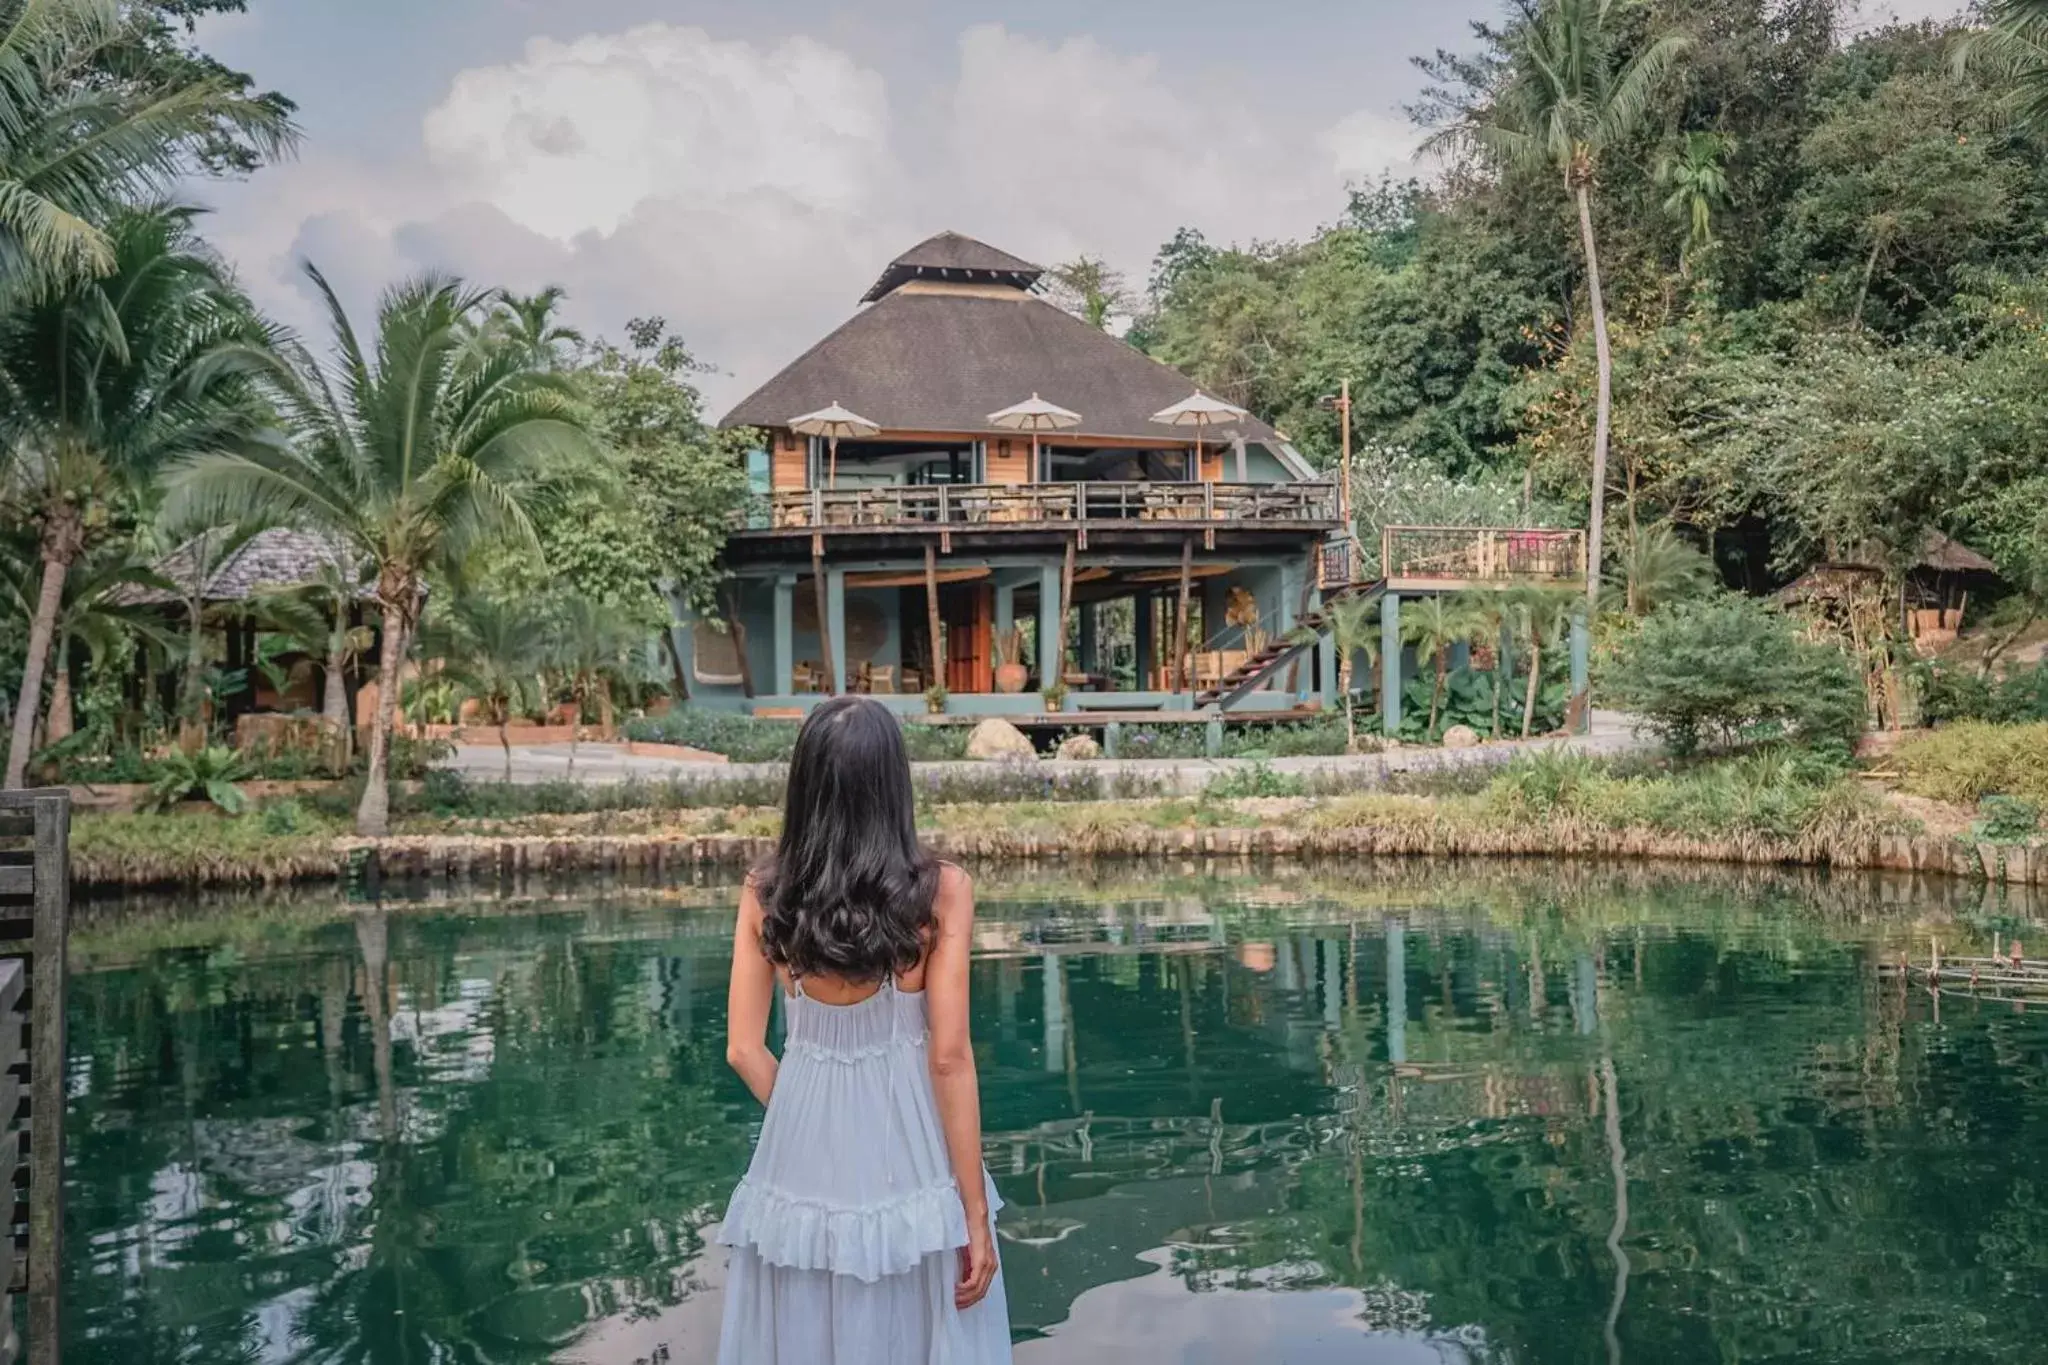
[727,234,1311,475]
[1915,531,1998,574]
[119,528,368,607]
[860,231,1044,303]
[1776,531,2001,605]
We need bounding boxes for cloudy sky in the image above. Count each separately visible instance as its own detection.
[192,0,1968,412]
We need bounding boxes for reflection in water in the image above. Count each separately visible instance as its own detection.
[61,868,2048,1364]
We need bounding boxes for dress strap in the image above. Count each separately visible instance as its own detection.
[788,972,807,1000]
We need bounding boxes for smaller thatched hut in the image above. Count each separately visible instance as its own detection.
[1775,531,2002,649]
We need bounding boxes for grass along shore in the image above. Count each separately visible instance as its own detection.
[66,747,2048,890]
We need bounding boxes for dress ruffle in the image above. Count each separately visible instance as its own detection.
[717,1172,1004,1283]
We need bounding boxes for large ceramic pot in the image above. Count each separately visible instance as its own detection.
[995,662,1029,694]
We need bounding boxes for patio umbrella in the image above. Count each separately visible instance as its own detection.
[988,393,1082,478]
[789,401,880,488]
[1151,391,1249,480]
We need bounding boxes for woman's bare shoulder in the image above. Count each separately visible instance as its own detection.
[934,861,974,919]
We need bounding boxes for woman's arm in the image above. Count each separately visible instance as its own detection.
[725,880,779,1106]
[926,864,997,1309]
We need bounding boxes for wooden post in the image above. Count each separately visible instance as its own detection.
[811,541,837,696]
[924,544,944,697]
[1053,537,1077,684]
[1174,538,1194,694]
[720,583,756,700]
[1,790,69,1365]
[1287,542,1321,695]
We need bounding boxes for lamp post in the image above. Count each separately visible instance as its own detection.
[1318,380,1358,568]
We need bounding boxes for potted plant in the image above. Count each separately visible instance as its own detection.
[1041,679,1069,713]
[924,683,949,715]
[993,626,1029,694]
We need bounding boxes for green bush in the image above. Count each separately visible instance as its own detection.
[1918,661,2048,727]
[1975,795,2043,844]
[625,709,801,762]
[625,709,969,763]
[901,724,972,762]
[141,747,255,815]
[1606,595,1865,756]
[1204,762,1306,799]
[260,798,312,836]
[1892,722,2048,805]
[1484,747,1893,843]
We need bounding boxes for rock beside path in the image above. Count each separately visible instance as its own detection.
[966,718,1037,761]
[1056,735,1102,761]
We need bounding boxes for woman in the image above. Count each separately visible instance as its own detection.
[718,696,1010,1364]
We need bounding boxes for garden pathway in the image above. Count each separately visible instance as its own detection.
[440,711,1652,792]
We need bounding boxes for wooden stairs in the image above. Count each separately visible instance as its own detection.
[1197,579,1385,711]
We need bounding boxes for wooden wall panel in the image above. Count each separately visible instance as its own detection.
[771,429,807,492]
[985,437,1031,486]
[1199,447,1224,482]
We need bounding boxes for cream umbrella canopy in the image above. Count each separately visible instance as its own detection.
[1151,391,1250,480]
[789,401,880,488]
[987,393,1082,477]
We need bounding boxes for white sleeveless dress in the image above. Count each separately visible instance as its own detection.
[716,974,1012,1364]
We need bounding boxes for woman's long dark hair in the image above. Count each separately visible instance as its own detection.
[756,696,939,982]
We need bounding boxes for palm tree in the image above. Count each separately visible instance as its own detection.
[1957,0,2048,132]
[1505,586,1578,739]
[427,594,550,781]
[0,0,294,299]
[141,516,264,740]
[164,266,597,833]
[247,552,375,771]
[481,286,584,369]
[0,544,163,752]
[545,595,638,775]
[1452,589,1514,740]
[1447,0,1690,616]
[1604,522,1715,617]
[1403,595,1487,735]
[0,206,272,788]
[1654,132,1734,271]
[1302,593,1383,755]
[1046,257,1132,330]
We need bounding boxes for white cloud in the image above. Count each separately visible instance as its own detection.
[1851,0,1970,26]
[1322,108,1426,186]
[204,21,1415,412]
[421,26,896,243]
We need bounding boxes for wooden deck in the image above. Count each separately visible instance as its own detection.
[1375,526,1586,591]
[736,481,1340,543]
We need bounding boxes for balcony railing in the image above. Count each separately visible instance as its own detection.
[1381,526,1586,585]
[748,481,1339,533]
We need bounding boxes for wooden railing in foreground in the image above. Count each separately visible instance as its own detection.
[0,790,68,1365]
[1381,526,1586,586]
[752,481,1339,533]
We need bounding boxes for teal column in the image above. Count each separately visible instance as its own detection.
[1449,641,1472,673]
[1277,559,1303,639]
[1380,591,1402,737]
[773,574,795,695]
[1277,560,1305,699]
[1317,626,1339,708]
[1104,720,1122,758]
[1498,623,1516,694]
[1039,562,1064,681]
[1205,715,1223,758]
[995,578,1016,684]
[1570,608,1591,734]
[1386,919,1407,1065]
[827,569,848,695]
[1134,593,1155,691]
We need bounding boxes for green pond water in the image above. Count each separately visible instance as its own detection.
[59,864,2048,1364]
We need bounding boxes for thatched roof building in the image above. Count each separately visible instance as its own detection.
[118,528,367,607]
[723,231,1312,476]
